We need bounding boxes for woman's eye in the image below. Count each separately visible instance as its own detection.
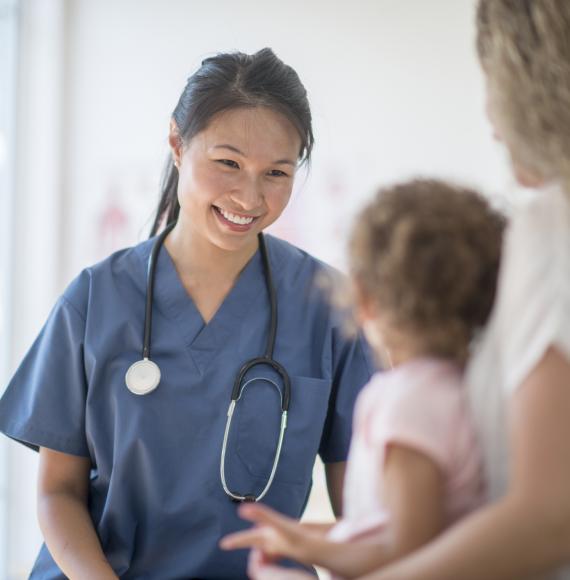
[217,159,239,169]
[268,169,288,177]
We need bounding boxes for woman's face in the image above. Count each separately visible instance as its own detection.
[170,106,302,254]
[484,79,545,188]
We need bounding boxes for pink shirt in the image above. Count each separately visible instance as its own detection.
[329,359,485,542]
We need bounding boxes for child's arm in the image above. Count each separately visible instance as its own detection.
[221,443,445,578]
[356,347,570,580]
[361,442,445,567]
[220,503,328,565]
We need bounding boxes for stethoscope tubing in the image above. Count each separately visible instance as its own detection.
[131,223,291,502]
[142,221,176,360]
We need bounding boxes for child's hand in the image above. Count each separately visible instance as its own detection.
[248,548,318,580]
[219,503,318,564]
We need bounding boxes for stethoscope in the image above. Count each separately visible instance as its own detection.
[124,222,291,502]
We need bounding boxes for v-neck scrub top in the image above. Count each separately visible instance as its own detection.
[0,234,374,579]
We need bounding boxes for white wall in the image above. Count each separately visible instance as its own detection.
[3,1,67,577]
[0,1,19,576]
[61,0,515,279]
[5,0,517,576]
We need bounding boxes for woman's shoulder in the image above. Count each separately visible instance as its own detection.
[265,235,353,330]
[478,183,570,394]
[265,234,339,271]
[501,185,570,291]
[61,238,152,318]
[265,234,345,290]
[498,186,570,317]
[508,184,570,248]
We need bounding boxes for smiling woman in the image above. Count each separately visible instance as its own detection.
[0,48,374,579]
[168,106,300,260]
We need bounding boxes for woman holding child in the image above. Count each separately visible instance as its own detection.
[224,1,570,578]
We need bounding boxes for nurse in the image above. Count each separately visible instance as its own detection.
[0,48,373,579]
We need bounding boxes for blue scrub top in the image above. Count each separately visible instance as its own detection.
[0,234,374,579]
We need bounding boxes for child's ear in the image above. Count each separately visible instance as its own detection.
[352,281,377,324]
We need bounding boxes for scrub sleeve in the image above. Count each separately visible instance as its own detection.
[319,328,375,464]
[0,288,89,457]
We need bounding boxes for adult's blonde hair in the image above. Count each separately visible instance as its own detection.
[477,0,570,185]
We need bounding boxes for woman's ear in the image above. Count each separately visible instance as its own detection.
[168,119,183,169]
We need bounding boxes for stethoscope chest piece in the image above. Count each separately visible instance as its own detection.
[125,358,161,395]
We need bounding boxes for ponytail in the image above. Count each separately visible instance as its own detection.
[150,158,180,237]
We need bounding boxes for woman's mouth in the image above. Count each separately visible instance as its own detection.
[212,205,259,231]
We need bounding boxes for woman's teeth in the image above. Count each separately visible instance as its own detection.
[217,207,255,225]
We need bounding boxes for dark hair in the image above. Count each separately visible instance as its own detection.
[150,48,314,236]
[349,179,505,363]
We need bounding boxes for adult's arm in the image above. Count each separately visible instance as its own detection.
[362,346,570,580]
[325,461,346,517]
[38,447,118,580]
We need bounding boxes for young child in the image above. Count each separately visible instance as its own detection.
[220,178,505,579]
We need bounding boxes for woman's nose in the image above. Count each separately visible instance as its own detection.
[230,177,264,211]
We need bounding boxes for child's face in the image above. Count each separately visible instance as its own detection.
[360,320,391,369]
[361,319,386,358]
[353,288,393,368]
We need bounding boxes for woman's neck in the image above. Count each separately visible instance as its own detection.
[163,221,259,284]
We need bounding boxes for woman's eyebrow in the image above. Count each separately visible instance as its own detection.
[212,144,296,166]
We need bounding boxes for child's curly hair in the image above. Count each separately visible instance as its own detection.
[349,179,505,363]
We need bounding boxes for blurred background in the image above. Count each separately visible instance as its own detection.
[0,0,521,577]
